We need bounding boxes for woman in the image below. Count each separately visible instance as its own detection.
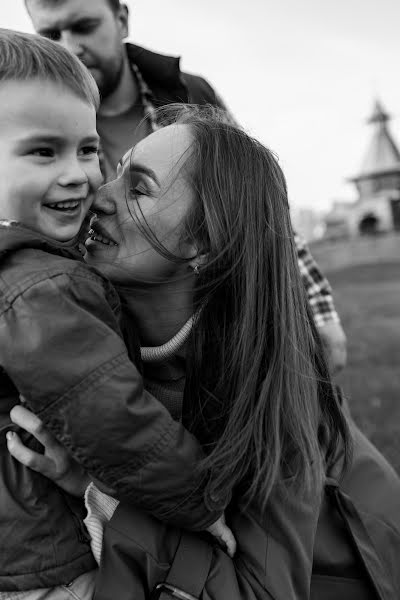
[9,105,400,599]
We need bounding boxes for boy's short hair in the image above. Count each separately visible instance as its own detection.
[0,28,100,109]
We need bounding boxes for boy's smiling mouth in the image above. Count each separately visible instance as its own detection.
[43,199,85,213]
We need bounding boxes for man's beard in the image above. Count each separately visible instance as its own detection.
[93,58,125,101]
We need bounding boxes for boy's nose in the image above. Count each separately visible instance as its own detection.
[58,159,88,188]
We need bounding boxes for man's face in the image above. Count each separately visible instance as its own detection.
[27,0,128,99]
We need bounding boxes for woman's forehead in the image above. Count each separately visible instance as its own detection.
[121,124,193,180]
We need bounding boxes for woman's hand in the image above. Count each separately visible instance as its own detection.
[206,514,237,557]
[7,404,90,497]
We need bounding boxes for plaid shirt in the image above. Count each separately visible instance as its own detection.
[97,63,159,176]
[98,62,339,328]
[295,234,339,326]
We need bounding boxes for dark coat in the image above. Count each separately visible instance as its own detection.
[93,415,400,600]
[125,43,226,108]
[0,223,222,590]
[94,485,320,600]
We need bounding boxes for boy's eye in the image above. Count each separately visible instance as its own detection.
[30,148,54,158]
[80,146,99,156]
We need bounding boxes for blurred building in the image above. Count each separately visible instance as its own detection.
[325,100,400,238]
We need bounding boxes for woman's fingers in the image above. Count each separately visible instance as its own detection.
[6,431,53,476]
[9,404,91,497]
[10,405,55,449]
[206,515,237,557]
[220,525,237,558]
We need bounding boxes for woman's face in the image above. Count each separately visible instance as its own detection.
[84,124,196,285]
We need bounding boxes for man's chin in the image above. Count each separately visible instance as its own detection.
[87,67,102,88]
[95,62,124,101]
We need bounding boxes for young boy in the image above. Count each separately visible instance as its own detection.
[0,29,230,597]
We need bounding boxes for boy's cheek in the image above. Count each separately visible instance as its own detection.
[91,158,103,191]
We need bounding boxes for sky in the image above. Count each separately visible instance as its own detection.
[2,0,400,212]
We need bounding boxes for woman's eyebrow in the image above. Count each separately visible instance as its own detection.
[119,157,160,187]
[130,164,160,187]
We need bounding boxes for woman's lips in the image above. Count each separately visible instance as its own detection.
[89,218,119,245]
[87,228,117,246]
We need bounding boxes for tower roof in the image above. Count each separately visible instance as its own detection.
[367,99,389,124]
[353,99,400,181]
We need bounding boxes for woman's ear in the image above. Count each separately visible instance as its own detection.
[188,252,208,271]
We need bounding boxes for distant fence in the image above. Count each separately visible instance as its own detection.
[309,233,400,273]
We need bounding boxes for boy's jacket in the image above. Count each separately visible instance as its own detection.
[0,222,220,591]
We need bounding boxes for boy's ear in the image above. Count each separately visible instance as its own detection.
[117,3,129,40]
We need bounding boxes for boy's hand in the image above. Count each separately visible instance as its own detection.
[7,403,90,497]
[206,514,237,557]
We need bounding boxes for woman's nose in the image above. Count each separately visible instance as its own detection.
[92,184,116,215]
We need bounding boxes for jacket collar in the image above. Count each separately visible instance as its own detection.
[125,43,188,104]
[0,220,81,260]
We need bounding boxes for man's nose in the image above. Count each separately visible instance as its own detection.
[59,31,84,59]
[92,184,117,215]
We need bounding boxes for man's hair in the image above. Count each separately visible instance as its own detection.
[25,0,121,14]
[0,28,99,109]
[107,0,122,11]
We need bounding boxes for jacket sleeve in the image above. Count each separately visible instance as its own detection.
[0,267,222,530]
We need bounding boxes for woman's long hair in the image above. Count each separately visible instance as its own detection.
[143,105,351,511]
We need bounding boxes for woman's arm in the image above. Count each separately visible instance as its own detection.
[7,404,90,497]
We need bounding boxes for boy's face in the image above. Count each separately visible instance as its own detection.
[0,79,102,241]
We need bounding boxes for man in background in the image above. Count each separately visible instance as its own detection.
[25,0,347,373]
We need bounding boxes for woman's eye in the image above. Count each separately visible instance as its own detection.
[30,148,54,158]
[130,187,147,197]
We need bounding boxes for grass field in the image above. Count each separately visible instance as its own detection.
[326,261,400,472]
